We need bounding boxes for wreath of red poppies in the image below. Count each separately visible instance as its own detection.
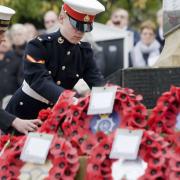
[0,134,79,180]
[148,86,180,135]
[58,86,148,155]
[86,130,171,180]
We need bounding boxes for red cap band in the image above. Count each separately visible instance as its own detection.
[63,4,95,23]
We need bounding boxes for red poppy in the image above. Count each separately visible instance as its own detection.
[80,136,97,155]
[95,131,107,143]
[50,139,64,156]
[48,167,65,180]
[0,171,11,180]
[63,167,75,179]
[53,157,67,168]
[38,108,52,121]
[142,167,164,179]
[87,163,101,176]
[169,156,180,171]
[66,151,79,164]
[90,147,106,163]
[169,171,180,180]
[123,112,147,128]
[149,157,165,168]
[76,96,89,110]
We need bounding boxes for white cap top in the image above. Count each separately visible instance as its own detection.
[63,0,105,15]
[0,5,15,21]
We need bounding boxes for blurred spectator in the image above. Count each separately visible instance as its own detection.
[24,23,38,42]
[44,10,59,33]
[10,24,27,47]
[107,8,140,45]
[10,23,27,84]
[131,20,160,67]
[156,9,165,52]
[0,32,22,108]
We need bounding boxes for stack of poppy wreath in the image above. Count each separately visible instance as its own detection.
[0,91,80,180]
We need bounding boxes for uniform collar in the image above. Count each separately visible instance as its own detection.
[56,29,77,48]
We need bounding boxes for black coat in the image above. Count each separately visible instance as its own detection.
[0,51,22,101]
[6,30,105,132]
[0,109,15,132]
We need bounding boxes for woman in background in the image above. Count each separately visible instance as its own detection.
[131,20,160,67]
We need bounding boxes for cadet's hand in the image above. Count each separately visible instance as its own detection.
[12,118,42,135]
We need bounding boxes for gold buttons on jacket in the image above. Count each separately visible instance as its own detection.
[56,81,61,85]
[67,51,71,55]
[62,66,66,71]
[58,37,64,44]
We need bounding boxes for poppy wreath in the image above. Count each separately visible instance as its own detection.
[165,149,180,180]
[86,130,171,180]
[0,135,79,180]
[37,90,76,134]
[164,132,180,180]
[61,85,148,155]
[148,86,180,135]
[0,134,23,152]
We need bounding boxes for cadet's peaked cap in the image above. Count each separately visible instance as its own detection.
[0,5,15,31]
[62,0,105,32]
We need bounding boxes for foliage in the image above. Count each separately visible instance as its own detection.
[0,0,162,29]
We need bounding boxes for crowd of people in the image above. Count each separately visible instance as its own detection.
[0,4,164,134]
[106,8,164,67]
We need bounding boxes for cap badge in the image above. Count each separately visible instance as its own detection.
[84,15,90,22]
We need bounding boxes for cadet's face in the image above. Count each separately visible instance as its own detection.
[60,15,85,44]
[141,28,155,45]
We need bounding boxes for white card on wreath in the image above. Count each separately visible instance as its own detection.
[112,158,147,180]
[20,133,54,164]
[87,86,117,115]
[110,129,143,160]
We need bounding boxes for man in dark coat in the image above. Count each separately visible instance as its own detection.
[6,0,105,132]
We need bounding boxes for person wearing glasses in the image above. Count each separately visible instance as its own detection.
[0,5,42,135]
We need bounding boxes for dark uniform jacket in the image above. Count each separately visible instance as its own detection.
[0,51,22,102]
[5,30,105,133]
[0,109,15,132]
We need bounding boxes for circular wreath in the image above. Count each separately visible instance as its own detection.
[60,86,148,155]
[0,135,79,180]
[148,86,180,135]
[86,130,171,180]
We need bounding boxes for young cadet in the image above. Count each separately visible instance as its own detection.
[0,5,42,135]
[6,0,105,132]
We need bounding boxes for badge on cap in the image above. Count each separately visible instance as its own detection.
[62,0,105,32]
[84,15,90,22]
[0,5,15,31]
